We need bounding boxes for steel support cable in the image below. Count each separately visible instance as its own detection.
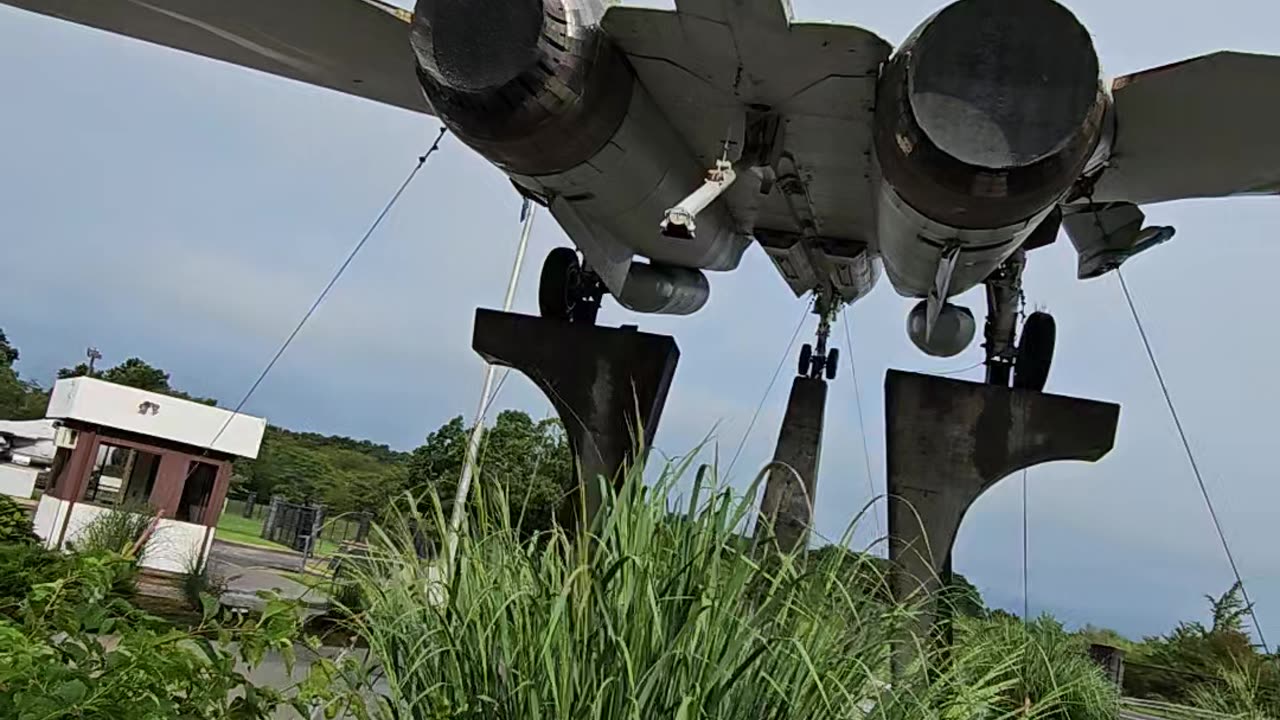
[1117,268,1270,654]
[725,303,811,478]
[842,311,884,540]
[197,129,448,457]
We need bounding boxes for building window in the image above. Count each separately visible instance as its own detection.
[82,444,160,510]
[177,462,217,523]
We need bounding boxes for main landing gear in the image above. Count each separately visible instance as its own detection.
[797,287,841,381]
[538,247,605,326]
[982,249,1056,391]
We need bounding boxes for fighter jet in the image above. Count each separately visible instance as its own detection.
[4,0,1277,390]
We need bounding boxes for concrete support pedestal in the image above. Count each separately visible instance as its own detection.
[885,370,1120,649]
[472,309,679,524]
[756,376,828,553]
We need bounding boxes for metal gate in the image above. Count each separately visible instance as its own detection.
[262,497,324,553]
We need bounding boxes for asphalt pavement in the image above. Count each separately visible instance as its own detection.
[207,539,328,613]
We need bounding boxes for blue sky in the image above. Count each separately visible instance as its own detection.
[2,0,1278,642]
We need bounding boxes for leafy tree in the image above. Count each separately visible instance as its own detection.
[0,329,47,421]
[58,356,217,406]
[236,426,410,515]
[406,411,572,536]
[0,329,17,367]
[1124,583,1280,706]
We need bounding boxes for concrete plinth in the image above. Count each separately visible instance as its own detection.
[472,310,679,524]
[756,376,828,553]
[885,370,1120,639]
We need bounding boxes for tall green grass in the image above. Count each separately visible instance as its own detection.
[335,458,1121,719]
[1189,662,1280,719]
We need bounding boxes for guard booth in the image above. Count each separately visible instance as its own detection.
[32,378,266,574]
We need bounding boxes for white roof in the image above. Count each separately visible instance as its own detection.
[46,378,266,459]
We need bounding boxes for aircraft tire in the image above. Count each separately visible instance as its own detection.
[539,248,580,322]
[1013,311,1056,392]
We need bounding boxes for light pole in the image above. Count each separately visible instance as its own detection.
[446,200,537,566]
[86,347,102,376]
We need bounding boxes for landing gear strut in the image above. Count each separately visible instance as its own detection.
[982,249,1056,391]
[539,247,605,325]
[798,287,841,381]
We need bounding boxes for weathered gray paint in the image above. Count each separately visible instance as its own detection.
[0,0,430,114]
[1091,51,1280,205]
[472,309,678,525]
[756,376,827,553]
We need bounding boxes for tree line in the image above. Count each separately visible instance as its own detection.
[1,327,574,531]
[5,326,1277,711]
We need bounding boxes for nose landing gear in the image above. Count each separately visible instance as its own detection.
[982,249,1056,392]
[797,287,841,381]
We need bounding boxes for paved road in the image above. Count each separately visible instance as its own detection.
[208,540,328,613]
[210,540,308,573]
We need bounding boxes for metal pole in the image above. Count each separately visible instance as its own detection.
[446,203,536,564]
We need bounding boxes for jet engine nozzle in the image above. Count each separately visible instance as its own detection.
[411,0,633,175]
[875,0,1108,230]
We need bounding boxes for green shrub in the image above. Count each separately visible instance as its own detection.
[0,542,67,619]
[1188,661,1280,718]
[1126,583,1280,708]
[0,548,369,719]
[71,502,156,560]
[0,494,36,545]
[953,614,1120,718]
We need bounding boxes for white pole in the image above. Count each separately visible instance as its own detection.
[446,202,536,564]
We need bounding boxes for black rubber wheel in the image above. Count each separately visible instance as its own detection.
[825,347,840,380]
[539,248,580,322]
[1013,311,1056,392]
[798,343,813,377]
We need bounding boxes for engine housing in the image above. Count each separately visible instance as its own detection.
[411,0,633,176]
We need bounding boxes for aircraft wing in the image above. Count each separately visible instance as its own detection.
[601,0,891,278]
[1092,52,1280,205]
[0,0,431,115]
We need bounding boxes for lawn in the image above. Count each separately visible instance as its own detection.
[213,511,341,557]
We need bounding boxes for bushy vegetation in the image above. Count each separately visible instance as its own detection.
[0,542,73,620]
[0,521,366,718]
[0,549,366,719]
[953,615,1119,718]
[236,409,572,525]
[235,425,412,515]
[70,503,157,561]
[0,495,37,545]
[4,327,1267,716]
[332,460,1120,719]
[1098,582,1280,715]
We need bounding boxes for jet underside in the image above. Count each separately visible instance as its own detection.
[2,0,1279,346]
